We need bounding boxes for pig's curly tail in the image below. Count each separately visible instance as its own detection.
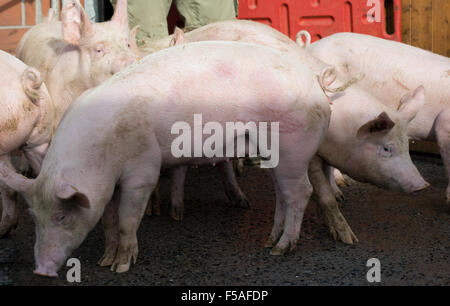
[318,66,364,94]
[21,67,43,106]
[296,30,311,48]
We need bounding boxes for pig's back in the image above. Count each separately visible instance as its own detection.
[309,33,450,109]
[53,41,329,167]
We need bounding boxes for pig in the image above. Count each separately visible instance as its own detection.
[16,0,139,124]
[308,32,450,202]
[0,41,331,276]
[1,0,139,235]
[142,21,429,244]
[0,50,55,237]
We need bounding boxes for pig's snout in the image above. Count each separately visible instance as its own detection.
[34,262,59,278]
[410,181,430,195]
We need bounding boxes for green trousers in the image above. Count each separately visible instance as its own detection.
[111,0,238,44]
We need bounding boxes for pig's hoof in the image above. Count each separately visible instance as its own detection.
[333,188,345,203]
[170,205,184,221]
[338,227,359,244]
[328,219,358,244]
[336,175,353,188]
[270,238,298,255]
[264,236,277,248]
[110,246,138,273]
[98,249,117,267]
[111,262,130,273]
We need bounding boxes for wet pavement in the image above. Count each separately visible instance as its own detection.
[1,154,449,286]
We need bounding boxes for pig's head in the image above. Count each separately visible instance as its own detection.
[61,0,139,86]
[322,86,429,194]
[0,165,98,277]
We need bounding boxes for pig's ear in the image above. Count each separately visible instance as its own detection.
[357,112,395,139]
[129,25,141,57]
[56,183,90,209]
[397,85,425,124]
[62,0,93,45]
[170,27,185,47]
[0,161,34,194]
[111,0,129,29]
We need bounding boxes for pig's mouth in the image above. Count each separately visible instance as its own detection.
[410,182,430,196]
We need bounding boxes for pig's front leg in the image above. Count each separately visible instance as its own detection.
[435,107,450,204]
[0,155,18,238]
[110,150,161,273]
[110,181,156,273]
[98,192,120,267]
[309,156,358,244]
[217,161,251,209]
[170,166,189,221]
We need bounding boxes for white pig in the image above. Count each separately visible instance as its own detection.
[308,33,450,202]
[141,21,429,245]
[0,41,331,276]
[16,0,139,124]
[0,51,55,237]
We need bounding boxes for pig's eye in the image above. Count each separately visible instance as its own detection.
[95,44,105,56]
[379,145,393,158]
[53,213,70,226]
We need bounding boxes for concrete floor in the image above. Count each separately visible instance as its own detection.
[1,154,449,285]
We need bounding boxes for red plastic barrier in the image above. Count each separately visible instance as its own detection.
[237,0,402,42]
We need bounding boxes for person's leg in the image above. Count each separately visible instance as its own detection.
[110,0,172,44]
[175,0,237,30]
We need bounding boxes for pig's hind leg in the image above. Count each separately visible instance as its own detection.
[308,157,358,244]
[267,133,320,256]
[0,155,19,238]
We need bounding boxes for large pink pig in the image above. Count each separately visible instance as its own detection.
[0,41,331,276]
[0,51,55,237]
[308,33,450,202]
[142,21,429,244]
